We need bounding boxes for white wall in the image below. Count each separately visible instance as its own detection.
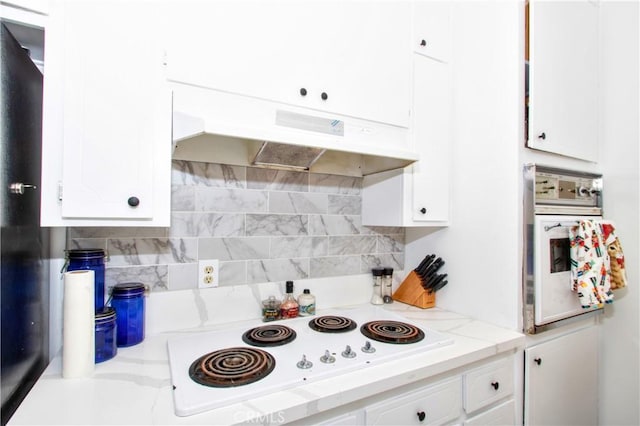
[406,1,522,331]
[598,2,639,425]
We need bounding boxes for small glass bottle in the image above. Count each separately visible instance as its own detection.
[280,281,299,319]
[382,267,394,304]
[371,268,384,305]
[298,289,316,316]
[262,296,281,322]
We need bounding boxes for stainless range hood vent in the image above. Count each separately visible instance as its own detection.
[252,142,326,171]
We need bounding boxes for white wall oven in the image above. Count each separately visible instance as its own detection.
[523,164,603,334]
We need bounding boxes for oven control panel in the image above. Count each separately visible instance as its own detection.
[535,169,602,207]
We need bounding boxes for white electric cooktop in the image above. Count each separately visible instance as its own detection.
[167,304,453,417]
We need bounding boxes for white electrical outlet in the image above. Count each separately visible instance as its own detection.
[198,259,219,289]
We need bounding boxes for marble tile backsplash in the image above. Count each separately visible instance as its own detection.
[67,160,405,293]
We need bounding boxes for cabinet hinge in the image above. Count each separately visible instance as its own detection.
[57,182,63,201]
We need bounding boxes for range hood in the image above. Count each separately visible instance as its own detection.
[171,84,418,177]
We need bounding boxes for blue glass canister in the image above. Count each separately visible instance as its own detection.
[66,249,106,312]
[111,282,147,347]
[95,307,117,363]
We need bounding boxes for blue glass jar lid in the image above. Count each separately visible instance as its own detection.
[112,282,146,297]
[95,307,116,324]
[66,249,105,259]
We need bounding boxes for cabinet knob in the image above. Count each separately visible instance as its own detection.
[419,207,427,214]
[537,132,546,140]
[420,39,427,46]
[321,92,328,101]
[491,381,500,390]
[299,87,307,96]
[534,357,542,365]
[127,196,140,207]
[416,411,426,422]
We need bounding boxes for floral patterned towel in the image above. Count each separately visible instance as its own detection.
[569,220,614,308]
[601,221,628,290]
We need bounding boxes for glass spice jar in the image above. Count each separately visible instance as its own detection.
[382,267,394,304]
[371,268,384,305]
[262,296,281,322]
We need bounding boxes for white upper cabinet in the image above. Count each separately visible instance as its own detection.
[527,0,600,162]
[0,1,49,28]
[40,0,171,226]
[409,54,451,224]
[164,0,412,128]
[412,0,452,62]
[362,1,451,227]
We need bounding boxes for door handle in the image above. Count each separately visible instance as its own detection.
[8,183,37,195]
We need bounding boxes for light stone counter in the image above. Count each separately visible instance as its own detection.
[9,299,524,426]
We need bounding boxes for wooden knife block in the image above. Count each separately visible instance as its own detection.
[392,271,436,309]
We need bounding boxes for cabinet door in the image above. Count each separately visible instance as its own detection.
[165,0,411,127]
[44,0,171,224]
[365,377,462,425]
[527,0,599,161]
[412,1,452,62]
[411,55,451,223]
[525,326,598,425]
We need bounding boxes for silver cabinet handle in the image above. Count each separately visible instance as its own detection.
[8,183,37,195]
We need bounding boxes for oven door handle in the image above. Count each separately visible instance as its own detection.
[543,221,579,232]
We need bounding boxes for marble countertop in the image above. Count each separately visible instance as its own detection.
[9,302,524,425]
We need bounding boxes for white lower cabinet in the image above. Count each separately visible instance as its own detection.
[301,354,518,426]
[365,377,462,425]
[307,354,516,426]
[525,326,598,425]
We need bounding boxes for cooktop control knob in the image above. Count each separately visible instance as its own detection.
[361,341,376,353]
[320,350,336,364]
[341,345,356,358]
[296,354,313,369]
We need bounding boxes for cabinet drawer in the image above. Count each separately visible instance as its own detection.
[314,411,365,426]
[366,377,462,425]
[463,357,513,414]
[464,399,515,426]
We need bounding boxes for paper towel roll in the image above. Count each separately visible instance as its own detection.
[62,270,95,378]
